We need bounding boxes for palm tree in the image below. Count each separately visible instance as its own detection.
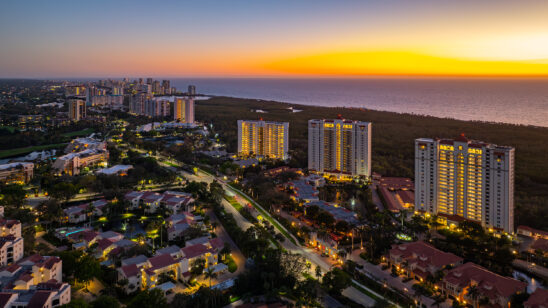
[204,267,217,288]
[467,285,480,308]
[85,203,96,226]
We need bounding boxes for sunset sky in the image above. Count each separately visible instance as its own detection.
[1,0,548,78]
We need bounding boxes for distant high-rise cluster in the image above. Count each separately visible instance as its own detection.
[308,119,372,180]
[145,98,171,117]
[68,99,86,121]
[415,134,515,232]
[237,120,289,160]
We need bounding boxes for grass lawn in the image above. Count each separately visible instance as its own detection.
[164,161,179,168]
[0,126,17,133]
[0,143,66,159]
[61,128,94,137]
[224,196,243,211]
[224,255,238,273]
[351,282,382,302]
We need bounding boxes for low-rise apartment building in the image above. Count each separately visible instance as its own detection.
[124,190,194,213]
[442,262,526,307]
[0,163,34,184]
[0,236,23,267]
[53,149,108,176]
[0,219,22,238]
[388,241,463,281]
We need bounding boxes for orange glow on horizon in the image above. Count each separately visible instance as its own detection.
[260,51,548,77]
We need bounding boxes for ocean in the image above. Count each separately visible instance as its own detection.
[170,78,548,127]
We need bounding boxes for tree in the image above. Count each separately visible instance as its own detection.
[191,258,206,277]
[0,184,26,207]
[296,278,320,306]
[91,296,120,308]
[219,243,231,260]
[37,199,62,227]
[60,298,90,308]
[467,285,480,308]
[23,227,36,255]
[48,182,78,204]
[315,265,323,280]
[127,289,167,308]
[322,268,351,295]
[204,267,218,288]
[74,254,102,288]
[171,287,228,308]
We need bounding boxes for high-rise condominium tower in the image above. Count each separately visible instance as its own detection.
[308,119,372,180]
[415,134,515,233]
[68,99,86,121]
[174,97,195,124]
[237,120,289,160]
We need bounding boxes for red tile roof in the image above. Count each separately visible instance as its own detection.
[444,262,526,300]
[390,241,463,269]
[181,244,211,259]
[209,238,224,250]
[524,288,548,308]
[518,226,548,238]
[120,264,140,278]
[2,263,21,273]
[68,230,98,243]
[148,254,178,269]
[97,238,115,251]
[531,238,548,252]
[0,293,17,308]
[36,256,61,270]
[27,290,54,308]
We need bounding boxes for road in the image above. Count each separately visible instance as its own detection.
[188,168,388,307]
[124,145,395,307]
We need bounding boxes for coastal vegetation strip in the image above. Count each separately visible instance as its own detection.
[196,96,548,231]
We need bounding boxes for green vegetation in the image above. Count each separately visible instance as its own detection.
[0,126,16,133]
[227,184,296,245]
[62,128,95,137]
[224,195,243,211]
[197,97,548,231]
[0,143,66,159]
[224,255,238,273]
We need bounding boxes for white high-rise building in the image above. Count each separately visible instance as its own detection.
[174,97,194,124]
[308,119,372,180]
[237,120,289,160]
[415,134,515,233]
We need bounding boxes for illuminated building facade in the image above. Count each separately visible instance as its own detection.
[415,134,515,233]
[0,162,34,184]
[68,99,86,121]
[308,119,371,180]
[145,98,170,117]
[237,120,289,160]
[174,97,194,124]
